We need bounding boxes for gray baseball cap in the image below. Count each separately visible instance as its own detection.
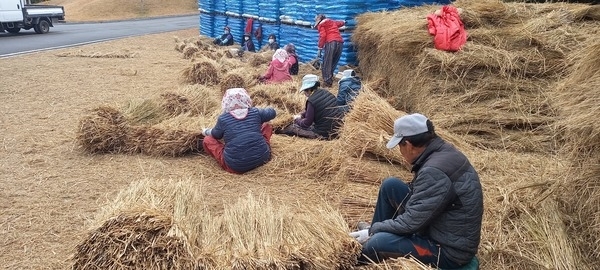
[300,74,319,92]
[386,113,429,149]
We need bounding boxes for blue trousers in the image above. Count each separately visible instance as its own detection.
[359,177,461,269]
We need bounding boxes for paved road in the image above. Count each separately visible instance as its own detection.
[0,15,198,57]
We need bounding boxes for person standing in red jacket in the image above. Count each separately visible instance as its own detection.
[314,14,345,87]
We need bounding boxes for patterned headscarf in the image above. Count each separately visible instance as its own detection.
[222,88,252,119]
[272,49,288,63]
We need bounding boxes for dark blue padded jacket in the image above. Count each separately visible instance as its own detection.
[210,107,276,173]
[336,76,362,113]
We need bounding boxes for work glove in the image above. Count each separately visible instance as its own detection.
[293,114,301,120]
[202,128,211,137]
[349,229,370,244]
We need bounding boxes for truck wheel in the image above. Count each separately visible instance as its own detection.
[6,27,20,34]
[34,20,50,34]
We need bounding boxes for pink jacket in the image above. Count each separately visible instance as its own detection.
[262,59,292,83]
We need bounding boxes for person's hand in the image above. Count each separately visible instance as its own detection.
[293,114,301,120]
[201,128,210,137]
[349,229,369,244]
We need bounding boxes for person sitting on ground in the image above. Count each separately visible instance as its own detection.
[284,43,299,76]
[349,113,484,269]
[241,32,256,53]
[336,69,362,113]
[275,74,344,140]
[213,26,234,46]
[258,49,292,84]
[201,88,276,174]
[260,34,279,52]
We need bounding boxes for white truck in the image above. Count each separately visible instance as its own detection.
[0,0,64,34]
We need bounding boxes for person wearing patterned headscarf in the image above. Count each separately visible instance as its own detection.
[202,88,277,173]
[258,48,293,84]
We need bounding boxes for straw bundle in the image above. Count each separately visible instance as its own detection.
[181,61,220,85]
[173,85,221,116]
[73,179,211,270]
[219,73,247,95]
[248,81,304,115]
[76,106,130,154]
[160,92,192,116]
[73,211,197,270]
[122,98,167,125]
[182,45,199,59]
[220,193,361,269]
[126,126,203,156]
[248,51,272,67]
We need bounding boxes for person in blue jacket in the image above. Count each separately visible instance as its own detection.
[213,26,234,46]
[201,88,276,174]
[336,69,362,113]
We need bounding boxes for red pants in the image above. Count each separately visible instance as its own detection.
[202,123,273,174]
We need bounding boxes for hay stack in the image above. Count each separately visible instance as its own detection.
[553,39,600,263]
[181,61,220,85]
[352,0,600,154]
[73,211,197,270]
[73,179,211,269]
[77,106,130,154]
[74,180,362,269]
[182,45,199,59]
[219,73,247,95]
[338,85,468,166]
[221,193,361,269]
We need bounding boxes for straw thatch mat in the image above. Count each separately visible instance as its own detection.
[72,2,600,269]
[73,179,362,269]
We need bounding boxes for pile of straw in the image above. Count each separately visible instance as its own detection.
[77,106,129,154]
[338,85,469,166]
[352,0,600,154]
[553,38,600,263]
[219,73,247,94]
[72,211,197,270]
[181,61,220,85]
[73,180,362,269]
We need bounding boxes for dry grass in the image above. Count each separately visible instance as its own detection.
[3,1,600,270]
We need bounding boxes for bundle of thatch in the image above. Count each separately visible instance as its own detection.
[352,0,600,154]
[77,106,130,154]
[73,179,210,269]
[126,126,203,156]
[220,193,361,269]
[181,61,220,85]
[219,73,247,95]
[553,39,600,263]
[74,180,362,269]
[77,105,205,156]
[338,85,469,166]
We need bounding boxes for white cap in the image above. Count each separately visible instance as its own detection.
[300,74,319,92]
[386,113,430,149]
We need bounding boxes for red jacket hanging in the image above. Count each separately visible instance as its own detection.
[427,6,467,52]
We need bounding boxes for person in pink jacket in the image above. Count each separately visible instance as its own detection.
[259,49,293,84]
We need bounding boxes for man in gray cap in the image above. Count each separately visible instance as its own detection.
[350,113,483,269]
